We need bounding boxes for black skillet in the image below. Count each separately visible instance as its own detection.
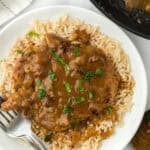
[90,0,150,39]
[131,110,150,149]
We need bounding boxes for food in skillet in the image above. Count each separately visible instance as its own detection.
[0,16,134,149]
[125,0,150,12]
[132,110,150,150]
[90,0,150,39]
[125,0,150,24]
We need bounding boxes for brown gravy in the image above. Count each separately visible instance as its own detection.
[1,30,121,144]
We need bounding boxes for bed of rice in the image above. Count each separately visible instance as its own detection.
[0,15,134,150]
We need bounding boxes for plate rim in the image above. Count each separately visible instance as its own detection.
[0,5,148,150]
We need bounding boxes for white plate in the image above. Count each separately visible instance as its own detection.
[0,5,148,150]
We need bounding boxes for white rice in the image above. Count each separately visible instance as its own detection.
[0,15,134,150]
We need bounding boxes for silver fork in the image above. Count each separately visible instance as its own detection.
[0,98,47,150]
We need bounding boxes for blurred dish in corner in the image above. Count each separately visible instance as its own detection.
[91,0,150,39]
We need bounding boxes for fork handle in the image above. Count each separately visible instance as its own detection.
[18,134,47,150]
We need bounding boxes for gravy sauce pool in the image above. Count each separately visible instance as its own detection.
[1,30,121,145]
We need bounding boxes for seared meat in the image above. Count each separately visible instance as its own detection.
[1,30,121,143]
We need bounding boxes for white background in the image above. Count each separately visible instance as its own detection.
[0,0,149,150]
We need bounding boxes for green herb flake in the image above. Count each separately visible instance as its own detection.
[16,49,23,54]
[78,86,84,92]
[63,106,73,114]
[49,48,70,71]
[36,80,42,87]
[48,70,56,81]
[0,59,6,63]
[64,64,70,72]
[107,106,113,114]
[88,91,94,99]
[27,31,39,37]
[44,134,52,142]
[82,71,95,80]
[64,82,72,93]
[37,88,46,99]
[74,47,80,57]
[70,118,79,129]
[75,79,85,93]
[67,98,72,105]
[76,96,85,104]
[95,69,104,76]
[82,69,104,81]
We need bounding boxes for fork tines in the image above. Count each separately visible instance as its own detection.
[0,109,18,130]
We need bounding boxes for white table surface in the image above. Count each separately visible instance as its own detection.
[0,0,149,150]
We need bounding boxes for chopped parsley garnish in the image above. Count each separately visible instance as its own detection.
[70,118,79,129]
[67,97,72,105]
[64,82,72,93]
[74,47,80,57]
[37,88,46,99]
[88,91,94,99]
[49,48,70,71]
[76,96,85,104]
[27,31,39,37]
[64,64,70,71]
[107,106,113,114]
[75,79,85,92]
[63,106,73,114]
[78,86,84,92]
[82,71,95,80]
[48,70,56,81]
[36,80,42,87]
[16,49,23,54]
[0,59,6,63]
[95,69,105,76]
[82,69,105,80]
[44,134,52,142]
